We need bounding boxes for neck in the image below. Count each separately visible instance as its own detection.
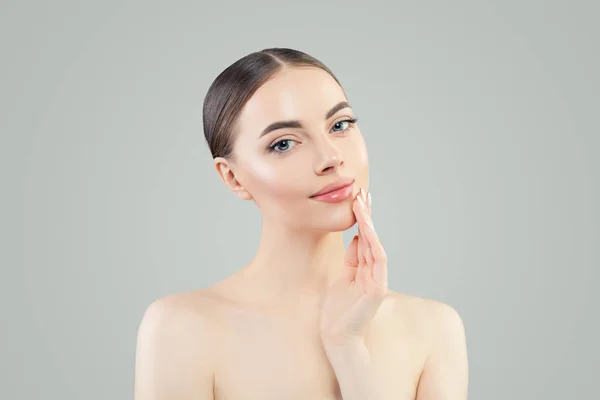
[239,218,347,306]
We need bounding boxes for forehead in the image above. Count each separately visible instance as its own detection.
[237,67,347,131]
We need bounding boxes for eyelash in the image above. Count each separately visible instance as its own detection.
[267,117,359,154]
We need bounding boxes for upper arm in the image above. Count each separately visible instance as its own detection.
[415,302,469,400]
[134,297,216,400]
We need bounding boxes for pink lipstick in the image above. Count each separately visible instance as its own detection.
[309,178,355,203]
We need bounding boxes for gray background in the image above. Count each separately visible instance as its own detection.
[3,0,598,399]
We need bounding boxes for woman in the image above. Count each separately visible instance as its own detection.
[134,48,469,399]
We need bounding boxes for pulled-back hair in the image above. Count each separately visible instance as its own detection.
[202,48,345,159]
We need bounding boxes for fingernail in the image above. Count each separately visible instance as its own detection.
[360,188,366,203]
[367,192,372,207]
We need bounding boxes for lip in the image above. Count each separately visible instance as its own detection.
[309,178,355,202]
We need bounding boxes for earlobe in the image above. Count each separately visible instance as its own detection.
[213,157,253,201]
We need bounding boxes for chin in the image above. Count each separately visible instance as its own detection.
[314,204,357,232]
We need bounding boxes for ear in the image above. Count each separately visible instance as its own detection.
[213,157,253,200]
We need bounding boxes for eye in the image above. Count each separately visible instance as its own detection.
[331,118,358,133]
[268,138,298,153]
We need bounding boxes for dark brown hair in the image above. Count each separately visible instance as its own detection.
[202,47,345,159]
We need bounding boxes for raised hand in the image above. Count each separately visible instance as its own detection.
[319,188,388,344]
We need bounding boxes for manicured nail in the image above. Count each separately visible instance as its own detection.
[360,188,367,203]
[367,192,372,207]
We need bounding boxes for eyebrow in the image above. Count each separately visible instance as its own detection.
[258,101,352,138]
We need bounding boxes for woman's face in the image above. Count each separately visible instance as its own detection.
[218,66,369,232]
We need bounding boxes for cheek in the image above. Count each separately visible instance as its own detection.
[357,144,368,170]
[241,157,307,200]
[346,133,369,172]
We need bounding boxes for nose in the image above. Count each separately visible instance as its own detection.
[314,137,344,175]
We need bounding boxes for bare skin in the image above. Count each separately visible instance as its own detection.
[134,66,468,399]
[134,281,465,399]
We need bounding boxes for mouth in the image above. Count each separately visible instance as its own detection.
[309,178,355,203]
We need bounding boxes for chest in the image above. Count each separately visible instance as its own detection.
[212,308,425,400]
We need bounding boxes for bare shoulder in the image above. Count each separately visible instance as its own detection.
[385,293,469,397]
[385,290,466,345]
[140,289,223,324]
[134,289,221,400]
[136,289,222,345]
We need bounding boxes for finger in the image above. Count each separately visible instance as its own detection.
[362,191,375,283]
[362,246,374,284]
[357,225,365,265]
[356,228,366,266]
[354,195,366,265]
[344,235,359,267]
[361,188,371,216]
[357,227,369,288]
[343,235,359,282]
[362,222,388,288]
[354,191,367,223]
[354,192,372,242]
[354,196,382,258]
[373,259,388,290]
[366,190,383,287]
[355,193,387,288]
[364,242,375,265]
[355,192,372,287]
[364,190,374,263]
[361,217,385,261]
